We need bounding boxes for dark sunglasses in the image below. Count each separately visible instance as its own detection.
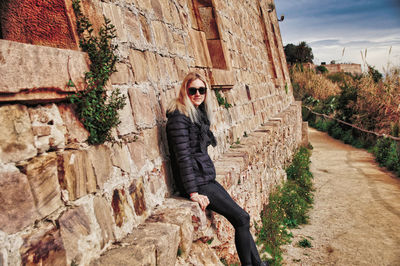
[188,87,207,95]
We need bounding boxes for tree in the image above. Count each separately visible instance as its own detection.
[284,41,314,64]
[367,65,383,83]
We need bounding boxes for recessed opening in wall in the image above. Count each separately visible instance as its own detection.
[0,0,78,49]
[245,85,251,100]
[192,0,228,70]
[258,4,278,80]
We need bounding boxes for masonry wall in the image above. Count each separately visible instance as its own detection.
[324,63,362,75]
[0,0,302,265]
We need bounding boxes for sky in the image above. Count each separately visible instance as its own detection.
[275,0,400,73]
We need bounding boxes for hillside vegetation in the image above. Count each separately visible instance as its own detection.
[291,64,400,176]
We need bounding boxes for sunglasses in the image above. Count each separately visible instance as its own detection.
[188,87,207,95]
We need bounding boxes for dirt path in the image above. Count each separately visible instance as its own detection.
[282,128,400,266]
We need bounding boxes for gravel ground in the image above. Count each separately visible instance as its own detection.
[282,128,400,266]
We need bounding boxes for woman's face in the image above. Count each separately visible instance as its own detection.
[187,78,206,107]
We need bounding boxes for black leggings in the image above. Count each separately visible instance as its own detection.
[197,181,262,266]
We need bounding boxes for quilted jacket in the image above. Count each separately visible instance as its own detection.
[166,105,217,197]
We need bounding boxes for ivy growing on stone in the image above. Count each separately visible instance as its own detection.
[214,89,232,109]
[70,0,126,144]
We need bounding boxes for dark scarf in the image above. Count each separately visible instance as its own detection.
[196,104,217,153]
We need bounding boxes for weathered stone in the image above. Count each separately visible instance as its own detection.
[28,104,67,153]
[90,242,156,266]
[110,63,133,85]
[123,10,142,44]
[58,150,97,201]
[87,145,113,189]
[116,89,137,136]
[139,15,152,44]
[0,104,36,164]
[20,226,67,266]
[127,140,147,172]
[102,3,127,42]
[188,29,212,67]
[129,177,147,216]
[124,222,180,266]
[187,240,224,266]
[144,51,159,83]
[0,164,38,234]
[128,87,156,128]
[20,153,63,218]
[59,206,93,264]
[148,198,194,259]
[111,189,128,227]
[151,20,169,51]
[58,103,89,144]
[93,197,115,249]
[151,0,163,19]
[129,49,148,83]
[0,40,88,102]
[111,144,133,173]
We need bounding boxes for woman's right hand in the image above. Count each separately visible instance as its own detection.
[190,192,209,211]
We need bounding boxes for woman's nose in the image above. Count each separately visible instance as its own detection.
[195,89,201,95]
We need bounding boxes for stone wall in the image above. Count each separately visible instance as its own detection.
[323,63,362,75]
[0,0,302,265]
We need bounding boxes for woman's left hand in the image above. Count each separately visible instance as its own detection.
[190,192,210,211]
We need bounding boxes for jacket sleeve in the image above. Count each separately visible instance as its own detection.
[166,113,198,194]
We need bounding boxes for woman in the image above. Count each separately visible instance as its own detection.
[166,72,267,266]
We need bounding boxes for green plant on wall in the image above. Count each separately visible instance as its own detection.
[70,0,126,144]
[214,89,232,109]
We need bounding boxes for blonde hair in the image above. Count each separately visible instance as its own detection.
[167,72,213,123]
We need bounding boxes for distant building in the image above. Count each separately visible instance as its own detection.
[323,63,362,76]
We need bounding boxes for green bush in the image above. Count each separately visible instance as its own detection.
[385,141,400,173]
[372,138,392,166]
[257,147,314,265]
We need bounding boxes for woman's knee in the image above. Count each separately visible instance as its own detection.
[235,211,250,228]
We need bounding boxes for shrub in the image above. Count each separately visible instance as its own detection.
[256,147,314,265]
[372,138,393,166]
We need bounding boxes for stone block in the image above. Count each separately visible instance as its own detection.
[151,0,164,19]
[124,222,180,266]
[128,87,156,128]
[148,198,194,259]
[20,226,67,266]
[111,188,131,228]
[110,63,133,85]
[90,242,156,266]
[58,150,97,201]
[127,140,147,172]
[0,40,88,102]
[28,104,66,153]
[19,153,63,218]
[111,144,133,174]
[58,104,89,144]
[87,145,113,189]
[0,164,38,234]
[187,240,224,266]
[188,29,212,68]
[139,15,152,44]
[93,197,116,249]
[129,177,147,216]
[174,57,190,80]
[144,51,159,83]
[123,10,142,44]
[142,127,161,161]
[129,49,148,83]
[102,3,127,42]
[59,206,93,264]
[116,89,137,136]
[0,104,36,164]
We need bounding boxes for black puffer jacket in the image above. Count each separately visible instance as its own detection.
[166,105,217,197]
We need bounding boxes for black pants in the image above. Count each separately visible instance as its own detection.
[198,181,262,266]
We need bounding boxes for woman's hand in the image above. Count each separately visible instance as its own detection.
[190,192,210,211]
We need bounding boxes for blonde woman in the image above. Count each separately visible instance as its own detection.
[166,72,267,266]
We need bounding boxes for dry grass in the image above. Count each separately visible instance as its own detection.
[291,66,341,101]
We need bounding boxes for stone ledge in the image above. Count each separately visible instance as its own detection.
[0,40,89,102]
